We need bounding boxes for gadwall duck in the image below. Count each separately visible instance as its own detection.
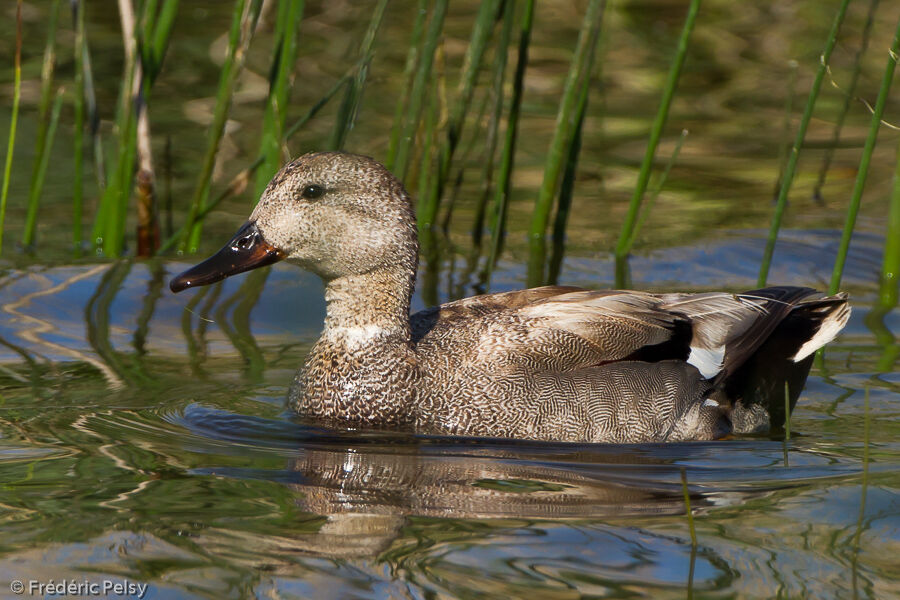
[170,152,850,443]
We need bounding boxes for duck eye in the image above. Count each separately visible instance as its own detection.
[301,184,325,200]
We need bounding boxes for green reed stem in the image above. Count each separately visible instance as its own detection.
[387,0,428,170]
[879,132,900,308]
[784,381,791,440]
[134,0,180,254]
[105,112,138,257]
[473,0,515,248]
[615,0,700,261]
[417,72,441,225]
[547,9,605,284]
[94,39,138,257]
[142,0,179,85]
[419,0,500,229]
[22,0,61,250]
[547,97,587,286]
[829,17,900,295]
[0,0,22,250]
[141,0,157,63]
[163,136,173,238]
[680,467,697,547]
[441,84,492,233]
[23,90,65,249]
[419,41,447,239]
[627,129,688,250]
[0,1,23,255]
[815,0,880,203]
[254,0,304,198]
[530,0,604,244]
[392,0,448,182]
[73,0,86,252]
[485,0,535,287]
[92,0,148,256]
[329,0,388,152]
[183,0,263,253]
[757,0,851,287]
[79,28,104,193]
[528,0,605,286]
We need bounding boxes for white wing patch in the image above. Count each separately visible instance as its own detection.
[687,345,725,379]
[791,304,852,361]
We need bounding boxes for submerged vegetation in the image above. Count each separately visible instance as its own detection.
[0,0,898,295]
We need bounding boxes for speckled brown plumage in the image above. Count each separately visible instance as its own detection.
[175,152,852,443]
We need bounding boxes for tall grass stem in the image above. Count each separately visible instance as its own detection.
[473,0,515,248]
[757,0,851,287]
[548,52,603,283]
[183,0,263,253]
[416,65,442,226]
[814,0,881,202]
[442,86,491,233]
[485,0,535,287]
[392,0,448,182]
[529,0,604,246]
[22,0,62,250]
[80,26,105,192]
[626,129,688,250]
[328,0,388,152]
[680,467,697,547]
[0,0,23,255]
[614,0,700,262]
[23,90,65,249]
[254,0,304,198]
[387,0,428,170]
[420,0,500,229]
[547,9,606,284]
[829,16,900,295]
[142,0,179,85]
[879,130,900,307]
[73,0,86,252]
[784,381,791,440]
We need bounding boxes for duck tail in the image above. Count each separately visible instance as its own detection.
[716,288,851,433]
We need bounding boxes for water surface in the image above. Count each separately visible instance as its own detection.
[1,232,897,598]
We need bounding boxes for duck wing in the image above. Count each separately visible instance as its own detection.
[410,285,582,343]
[413,287,683,372]
[413,286,843,378]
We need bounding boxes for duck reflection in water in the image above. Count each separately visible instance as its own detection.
[248,439,774,559]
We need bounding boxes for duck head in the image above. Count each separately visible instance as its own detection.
[170,152,418,293]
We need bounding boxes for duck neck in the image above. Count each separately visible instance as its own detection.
[321,267,415,349]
